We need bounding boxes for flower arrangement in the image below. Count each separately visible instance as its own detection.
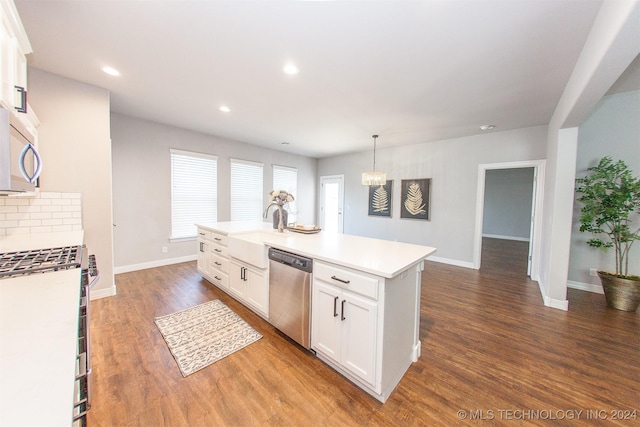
[264,190,294,232]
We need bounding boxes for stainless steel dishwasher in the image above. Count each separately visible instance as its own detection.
[268,247,313,349]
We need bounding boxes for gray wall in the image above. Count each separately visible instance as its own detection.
[482,168,535,240]
[569,90,640,286]
[111,113,317,269]
[28,68,115,298]
[317,125,547,265]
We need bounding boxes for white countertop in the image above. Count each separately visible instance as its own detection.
[199,222,436,278]
[0,269,82,427]
[0,231,85,426]
[0,230,84,252]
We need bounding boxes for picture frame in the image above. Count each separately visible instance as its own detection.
[400,178,431,220]
[368,180,393,217]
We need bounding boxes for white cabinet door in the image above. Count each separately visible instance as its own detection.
[197,239,211,277]
[245,268,268,317]
[341,292,377,386]
[311,281,343,365]
[229,260,246,299]
[312,279,378,386]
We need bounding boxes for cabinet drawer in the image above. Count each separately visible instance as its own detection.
[314,261,379,300]
[197,228,211,241]
[211,232,228,246]
[211,243,228,257]
[211,254,228,273]
[211,271,229,290]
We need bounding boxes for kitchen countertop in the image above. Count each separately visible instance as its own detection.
[0,230,84,252]
[0,231,85,426]
[199,222,436,278]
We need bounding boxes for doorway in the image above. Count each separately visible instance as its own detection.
[319,175,344,233]
[473,160,545,281]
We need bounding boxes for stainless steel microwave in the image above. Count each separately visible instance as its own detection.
[0,107,42,193]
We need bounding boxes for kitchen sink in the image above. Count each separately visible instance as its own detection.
[227,232,269,269]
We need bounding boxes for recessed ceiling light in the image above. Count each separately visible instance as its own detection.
[219,105,231,113]
[283,63,299,75]
[480,124,496,131]
[101,66,120,76]
[281,141,290,145]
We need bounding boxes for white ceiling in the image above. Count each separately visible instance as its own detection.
[15,0,609,159]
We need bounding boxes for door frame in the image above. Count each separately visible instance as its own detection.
[319,175,344,233]
[473,160,545,281]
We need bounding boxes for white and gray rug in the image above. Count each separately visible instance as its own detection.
[154,299,262,377]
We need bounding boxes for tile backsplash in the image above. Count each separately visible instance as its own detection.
[0,192,82,235]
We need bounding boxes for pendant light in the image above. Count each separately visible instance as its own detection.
[361,134,387,186]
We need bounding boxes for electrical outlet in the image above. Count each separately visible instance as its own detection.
[162,246,168,253]
[589,268,597,277]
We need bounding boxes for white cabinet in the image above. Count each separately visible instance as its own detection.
[0,0,31,114]
[312,280,377,385]
[229,258,268,318]
[312,259,423,403]
[196,227,229,291]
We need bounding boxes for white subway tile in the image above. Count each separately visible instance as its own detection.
[0,206,18,213]
[40,205,63,213]
[52,224,73,232]
[18,205,41,213]
[31,212,52,220]
[52,212,72,219]
[4,228,29,235]
[0,220,19,228]
[30,225,54,233]
[3,198,29,206]
[18,219,42,227]
[40,192,62,199]
[31,198,52,206]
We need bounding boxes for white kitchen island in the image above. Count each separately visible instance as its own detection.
[196,222,436,403]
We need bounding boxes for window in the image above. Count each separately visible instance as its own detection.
[273,165,298,223]
[170,149,217,239]
[230,159,263,221]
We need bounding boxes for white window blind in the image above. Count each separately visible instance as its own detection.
[230,159,263,221]
[170,149,217,239]
[273,165,298,223]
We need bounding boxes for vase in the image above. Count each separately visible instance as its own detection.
[598,271,640,312]
[272,208,288,231]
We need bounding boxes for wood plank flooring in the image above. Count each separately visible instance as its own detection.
[87,247,639,426]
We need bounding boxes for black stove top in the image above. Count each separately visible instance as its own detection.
[0,245,83,278]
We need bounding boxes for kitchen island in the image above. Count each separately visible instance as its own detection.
[196,222,436,402]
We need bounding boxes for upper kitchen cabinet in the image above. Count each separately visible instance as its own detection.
[0,0,31,115]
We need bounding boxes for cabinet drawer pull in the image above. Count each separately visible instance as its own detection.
[14,85,27,113]
[333,296,339,317]
[341,299,346,321]
[331,275,350,284]
[214,261,222,266]
[214,248,222,253]
[199,242,204,252]
[214,276,222,281]
[214,237,222,241]
[198,232,205,236]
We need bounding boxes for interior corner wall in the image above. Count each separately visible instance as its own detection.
[317,126,547,266]
[570,90,640,286]
[110,113,317,270]
[27,67,115,298]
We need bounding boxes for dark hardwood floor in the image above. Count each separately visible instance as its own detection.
[87,245,639,426]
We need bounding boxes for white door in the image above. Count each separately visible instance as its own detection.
[320,175,344,233]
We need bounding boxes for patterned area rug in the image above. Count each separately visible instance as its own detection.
[154,299,262,377]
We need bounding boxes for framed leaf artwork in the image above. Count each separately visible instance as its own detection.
[368,180,393,217]
[401,179,431,220]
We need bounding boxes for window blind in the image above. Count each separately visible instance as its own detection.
[170,149,217,239]
[230,159,263,221]
[273,165,298,223]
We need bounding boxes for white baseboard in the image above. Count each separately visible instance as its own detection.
[537,279,569,311]
[482,233,530,242]
[567,280,604,294]
[427,256,475,269]
[114,254,197,274]
[90,285,116,300]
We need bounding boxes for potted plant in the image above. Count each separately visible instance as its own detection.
[575,156,640,312]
